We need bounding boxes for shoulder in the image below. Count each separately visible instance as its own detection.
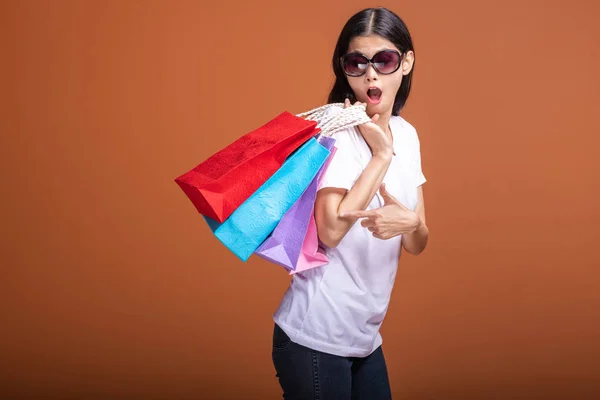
[391,115,422,149]
[321,104,344,118]
[391,115,419,139]
[319,105,363,146]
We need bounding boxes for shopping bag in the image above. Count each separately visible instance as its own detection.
[175,112,318,223]
[290,212,329,274]
[255,136,336,270]
[204,137,332,262]
[289,145,338,274]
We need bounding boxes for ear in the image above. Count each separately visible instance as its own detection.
[401,50,415,76]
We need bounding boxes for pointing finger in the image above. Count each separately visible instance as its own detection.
[340,210,376,219]
[361,218,375,228]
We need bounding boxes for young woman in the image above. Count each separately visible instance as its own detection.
[272,7,428,399]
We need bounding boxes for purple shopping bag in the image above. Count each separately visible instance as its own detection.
[255,136,336,270]
[288,146,337,275]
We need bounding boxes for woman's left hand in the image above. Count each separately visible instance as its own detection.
[339,183,421,240]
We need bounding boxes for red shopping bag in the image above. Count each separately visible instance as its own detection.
[175,112,318,223]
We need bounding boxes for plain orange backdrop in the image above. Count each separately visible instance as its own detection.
[2,0,600,399]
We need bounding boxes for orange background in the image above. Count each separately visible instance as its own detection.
[2,0,599,399]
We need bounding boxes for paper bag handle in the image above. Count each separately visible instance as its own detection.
[296,103,372,137]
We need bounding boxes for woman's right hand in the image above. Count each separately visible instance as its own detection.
[344,98,393,159]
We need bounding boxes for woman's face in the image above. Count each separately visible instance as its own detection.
[344,34,414,117]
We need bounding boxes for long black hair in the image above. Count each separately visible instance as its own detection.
[327,8,415,116]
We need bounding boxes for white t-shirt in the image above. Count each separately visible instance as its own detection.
[273,105,427,358]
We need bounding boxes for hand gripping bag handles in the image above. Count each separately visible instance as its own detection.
[203,103,372,262]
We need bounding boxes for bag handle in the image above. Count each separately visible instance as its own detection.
[296,103,343,121]
[296,103,372,137]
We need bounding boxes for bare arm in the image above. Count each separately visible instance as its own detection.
[401,186,428,255]
[315,153,392,248]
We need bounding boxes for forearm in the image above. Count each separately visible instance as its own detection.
[316,154,392,247]
[401,217,428,255]
[338,154,391,216]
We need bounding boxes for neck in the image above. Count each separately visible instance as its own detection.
[373,109,393,138]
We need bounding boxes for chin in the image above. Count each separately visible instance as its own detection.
[366,102,389,116]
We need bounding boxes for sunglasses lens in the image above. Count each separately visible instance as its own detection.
[372,51,401,74]
[342,53,369,76]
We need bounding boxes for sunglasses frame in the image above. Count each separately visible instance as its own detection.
[341,49,404,77]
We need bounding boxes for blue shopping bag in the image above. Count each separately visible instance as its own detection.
[254,136,336,270]
[204,137,332,261]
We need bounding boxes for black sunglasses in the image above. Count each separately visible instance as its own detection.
[341,49,403,77]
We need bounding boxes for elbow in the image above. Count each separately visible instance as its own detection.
[320,237,340,249]
[317,229,346,249]
[403,226,428,256]
[404,245,426,256]
[403,237,428,256]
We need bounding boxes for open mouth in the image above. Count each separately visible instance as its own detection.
[367,87,382,104]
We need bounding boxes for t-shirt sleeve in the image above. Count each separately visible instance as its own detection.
[413,130,427,187]
[316,108,364,192]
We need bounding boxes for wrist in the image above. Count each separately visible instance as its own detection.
[372,150,393,162]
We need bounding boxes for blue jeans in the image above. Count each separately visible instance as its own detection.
[271,323,392,399]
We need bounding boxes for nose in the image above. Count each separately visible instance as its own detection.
[365,63,378,81]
